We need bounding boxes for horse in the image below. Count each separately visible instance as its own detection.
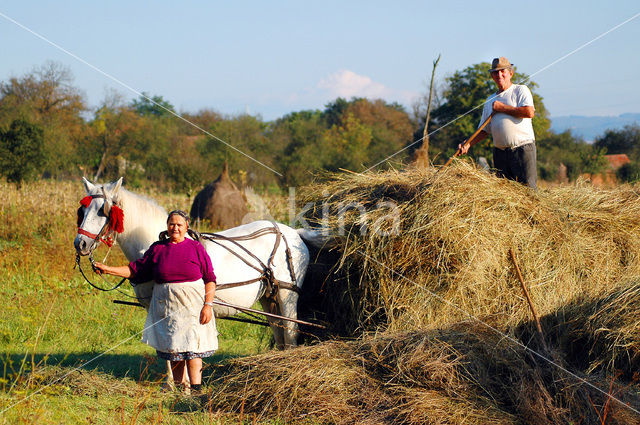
[74,177,310,350]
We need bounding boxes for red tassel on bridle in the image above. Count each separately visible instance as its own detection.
[109,205,125,234]
[80,196,92,208]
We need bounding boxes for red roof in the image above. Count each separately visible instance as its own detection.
[605,154,630,170]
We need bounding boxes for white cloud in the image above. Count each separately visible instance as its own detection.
[318,69,388,99]
[268,70,419,117]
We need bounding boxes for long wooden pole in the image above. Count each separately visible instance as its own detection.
[441,113,494,169]
[213,299,326,329]
[508,248,549,354]
[112,299,326,329]
[419,54,441,164]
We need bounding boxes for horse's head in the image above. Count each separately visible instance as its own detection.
[74,177,125,256]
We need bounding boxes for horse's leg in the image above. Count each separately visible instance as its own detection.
[165,361,175,390]
[259,297,285,350]
[165,361,188,388]
[277,289,300,349]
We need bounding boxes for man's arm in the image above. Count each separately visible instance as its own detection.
[493,101,535,118]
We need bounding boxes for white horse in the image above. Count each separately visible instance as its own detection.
[73,177,310,350]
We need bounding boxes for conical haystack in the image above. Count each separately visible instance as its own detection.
[190,162,248,230]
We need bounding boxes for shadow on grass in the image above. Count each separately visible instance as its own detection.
[0,350,246,383]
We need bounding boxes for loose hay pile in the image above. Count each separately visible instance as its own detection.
[207,329,638,424]
[208,163,640,423]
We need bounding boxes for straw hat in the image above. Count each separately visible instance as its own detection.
[489,57,514,73]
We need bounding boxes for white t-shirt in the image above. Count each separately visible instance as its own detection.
[480,84,535,149]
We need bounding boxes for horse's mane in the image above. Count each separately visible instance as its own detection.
[118,187,167,234]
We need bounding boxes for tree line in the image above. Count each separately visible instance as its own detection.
[1,61,635,191]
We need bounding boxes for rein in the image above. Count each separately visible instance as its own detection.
[75,252,128,292]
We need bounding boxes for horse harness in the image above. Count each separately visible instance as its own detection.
[76,194,118,249]
[76,194,299,304]
[200,225,300,307]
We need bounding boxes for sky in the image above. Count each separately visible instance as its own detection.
[1,1,639,122]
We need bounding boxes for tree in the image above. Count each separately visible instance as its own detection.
[340,99,413,168]
[0,119,45,187]
[429,62,550,164]
[0,61,85,120]
[537,130,608,181]
[321,113,372,172]
[270,110,328,186]
[83,92,143,181]
[323,98,413,169]
[594,124,640,161]
[0,61,86,176]
[130,92,175,117]
[617,162,640,183]
[198,114,277,188]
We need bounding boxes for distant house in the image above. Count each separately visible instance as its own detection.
[584,154,630,187]
[605,154,631,169]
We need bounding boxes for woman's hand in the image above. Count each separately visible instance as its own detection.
[200,305,213,325]
[93,262,107,275]
[92,263,133,279]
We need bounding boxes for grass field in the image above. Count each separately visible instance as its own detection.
[0,178,280,424]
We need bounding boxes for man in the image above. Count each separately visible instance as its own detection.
[459,57,537,189]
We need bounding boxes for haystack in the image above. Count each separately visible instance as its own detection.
[296,163,640,369]
[204,162,640,423]
[190,162,248,229]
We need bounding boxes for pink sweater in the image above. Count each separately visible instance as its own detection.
[129,238,216,284]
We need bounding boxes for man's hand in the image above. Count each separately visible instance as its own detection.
[458,140,470,155]
[492,100,507,113]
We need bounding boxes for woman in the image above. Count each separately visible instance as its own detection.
[94,210,217,393]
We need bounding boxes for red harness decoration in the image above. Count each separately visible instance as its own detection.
[109,205,125,234]
[80,196,92,208]
[77,196,125,248]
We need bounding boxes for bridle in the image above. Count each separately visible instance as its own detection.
[75,193,128,293]
[77,194,113,251]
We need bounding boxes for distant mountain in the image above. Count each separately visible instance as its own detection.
[550,113,640,142]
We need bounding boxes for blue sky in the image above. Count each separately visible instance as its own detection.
[1,2,639,121]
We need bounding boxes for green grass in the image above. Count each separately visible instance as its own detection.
[0,179,287,424]
[0,268,276,424]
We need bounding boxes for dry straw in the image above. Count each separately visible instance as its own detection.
[299,162,639,369]
[207,162,640,423]
[207,328,638,424]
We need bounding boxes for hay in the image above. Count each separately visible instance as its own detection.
[571,281,640,373]
[207,163,640,423]
[299,163,640,364]
[190,162,248,229]
[206,329,639,424]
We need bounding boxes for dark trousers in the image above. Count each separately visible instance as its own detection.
[493,143,537,190]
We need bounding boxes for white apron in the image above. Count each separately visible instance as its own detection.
[142,279,218,353]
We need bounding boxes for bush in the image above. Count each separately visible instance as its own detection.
[0,119,45,187]
[616,161,640,183]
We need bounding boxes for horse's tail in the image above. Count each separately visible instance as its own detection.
[296,228,337,249]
